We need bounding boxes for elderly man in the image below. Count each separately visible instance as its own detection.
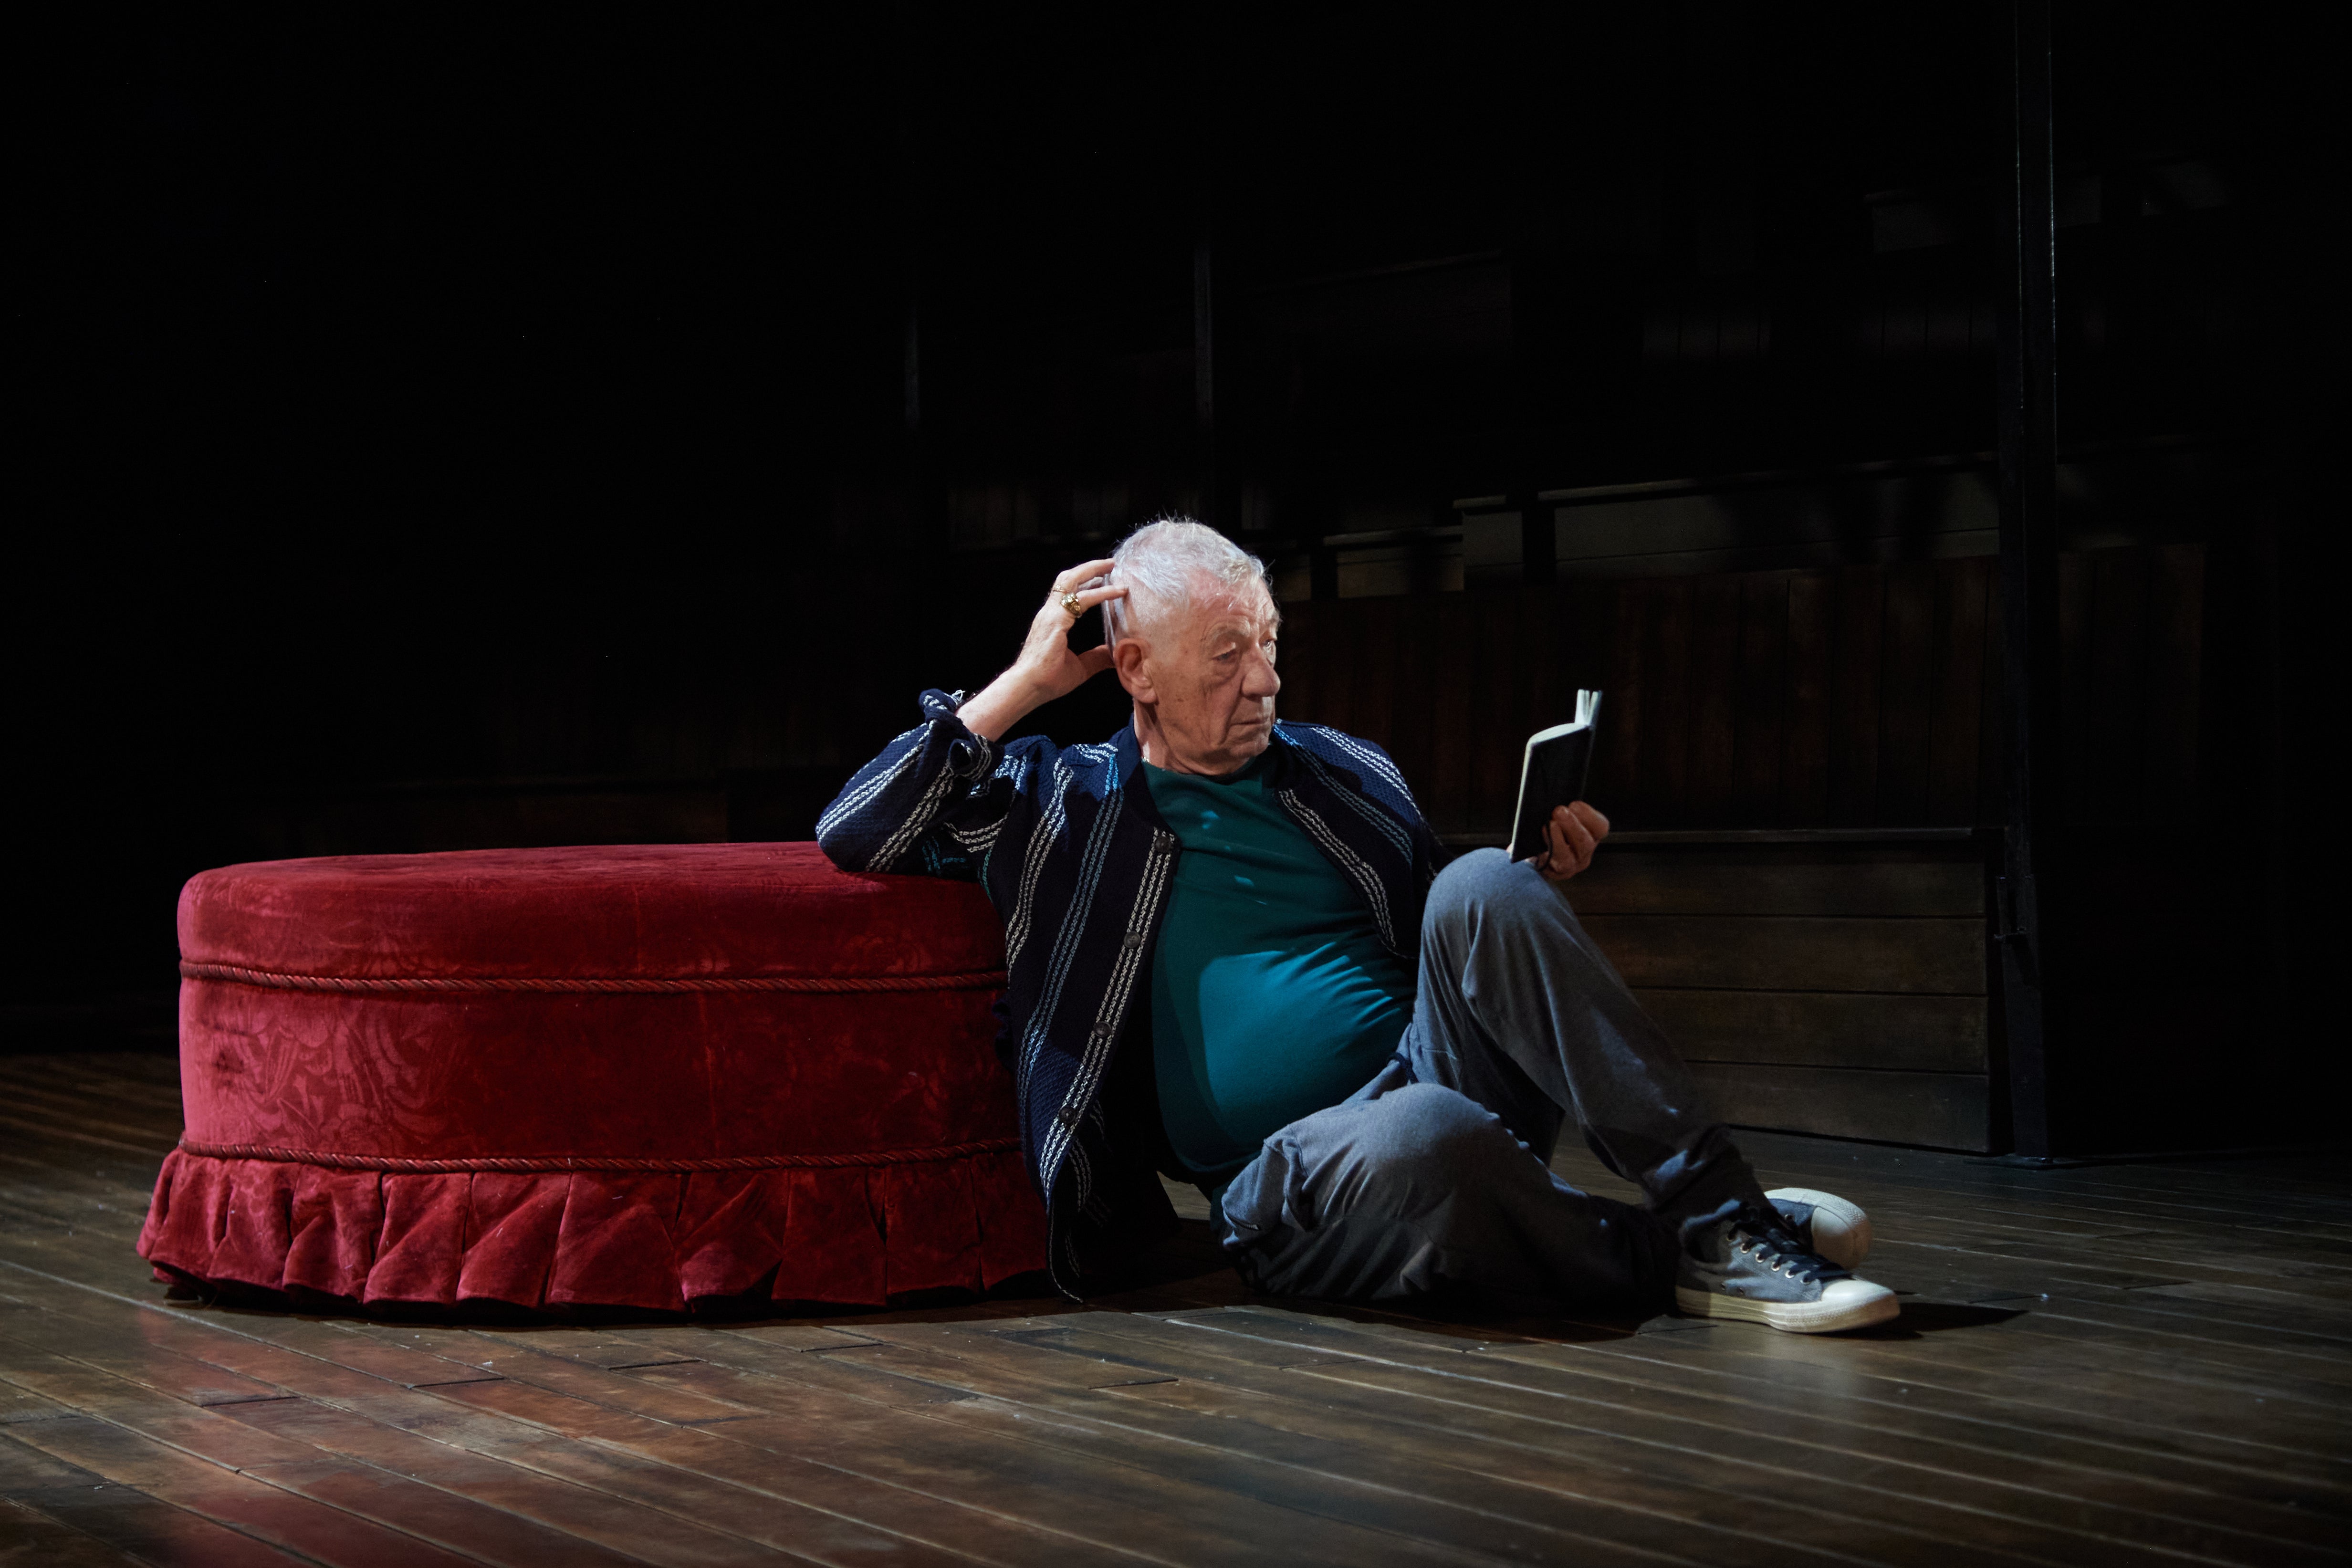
[821,519,1896,1333]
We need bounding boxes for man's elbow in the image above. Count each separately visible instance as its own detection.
[814,813,868,872]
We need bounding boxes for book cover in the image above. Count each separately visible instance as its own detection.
[1505,689,1603,862]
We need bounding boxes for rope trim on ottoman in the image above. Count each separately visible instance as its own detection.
[172,1136,1022,1173]
[179,961,1008,995]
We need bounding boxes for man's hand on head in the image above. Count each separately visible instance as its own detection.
[1009,558,1128,700]
[1535,802,1610,883]
[956,560,1129,742]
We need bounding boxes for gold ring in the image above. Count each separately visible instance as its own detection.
[1060,591,1085,617]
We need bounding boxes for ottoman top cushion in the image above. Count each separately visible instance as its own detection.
[179,841,1003,982]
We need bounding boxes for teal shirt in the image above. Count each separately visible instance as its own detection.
[1143,754,1415,1200]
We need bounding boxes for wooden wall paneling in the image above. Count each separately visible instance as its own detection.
[1272,544,2197,844]
[1234,534,2270,1156]
[1493,585,1568,825]
[1569,846,1983,916]
[1470,592,1526,833]
[1322,601,1364,741]
[1578,913,1985,993]
[1927,556,1992,825]
[1781,572,1834,826]
[1520,588,1566,744]
[1344,598,1382,741]
[1390,596,1441,809]
[2089,547,2153,824]
[2143,543,2205,816]
[1353,596,1404,755]
[1641,990,1989,1073]
[1568,580,1617,695]
[1685,1063,1989,1150]
[1558,583,1615,815]
[1507,591,1539,823]
[1875,561,1937,824]
[1827,567,1884,825]
[1687,575,1740,825]
[1286,600,1316,721]
[1733,572,1791,823]
[1279,600,1324,726]
[1573,836,1991,1150]
[1649,580,1696,825]
[1305,599,1348,737]
[1509,591,1546,815]
[1513,591,1549,822]
[1429,596,1475,835]
[1296,599,1339,732]
[1596,581,1650,818]
[1356,598,1389,742]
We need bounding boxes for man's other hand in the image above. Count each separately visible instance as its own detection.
[1536,802,1609,883]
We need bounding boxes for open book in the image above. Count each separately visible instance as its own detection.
[1504,690,1604,862]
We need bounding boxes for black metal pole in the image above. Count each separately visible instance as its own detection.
[1995,0,2061,1157]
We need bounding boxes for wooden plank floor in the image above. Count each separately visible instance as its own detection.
[3,1050,2347,1567]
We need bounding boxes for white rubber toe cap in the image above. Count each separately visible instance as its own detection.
[1767,1186,1873,1269]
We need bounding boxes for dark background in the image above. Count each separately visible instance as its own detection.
[11,7,2333,1136]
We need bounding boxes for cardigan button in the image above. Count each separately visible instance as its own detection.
[1054,1106,1079,1127]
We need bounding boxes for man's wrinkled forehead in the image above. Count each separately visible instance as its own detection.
[1189,584,1279,644]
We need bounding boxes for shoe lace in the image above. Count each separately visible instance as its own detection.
[1730,1218,1837,1284]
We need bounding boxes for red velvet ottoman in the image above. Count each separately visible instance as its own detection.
[137,843,1046,1312]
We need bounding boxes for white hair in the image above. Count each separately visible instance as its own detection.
[1101,517,1271,648]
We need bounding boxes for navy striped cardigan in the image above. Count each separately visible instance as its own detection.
[817,689,1445,1296]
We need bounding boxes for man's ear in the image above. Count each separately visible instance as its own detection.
[1111,638,1153,701]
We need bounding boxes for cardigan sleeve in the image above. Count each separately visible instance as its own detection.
[816,688,1054,877]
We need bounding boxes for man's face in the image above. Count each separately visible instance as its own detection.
[1120,580,1282,775]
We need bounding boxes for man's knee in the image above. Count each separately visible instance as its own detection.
[1228,1084,1539,1245]
[1423,846,1571,947]
[1356,1083,1531,1183]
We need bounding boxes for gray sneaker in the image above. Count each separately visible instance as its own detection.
[1674,1198,1898,1334]
[1766,1187,1872,1270]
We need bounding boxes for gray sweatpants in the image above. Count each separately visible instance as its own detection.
[1217,848,1763,1309]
